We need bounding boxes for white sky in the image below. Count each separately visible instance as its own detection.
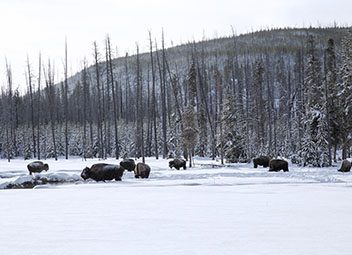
[0,0,351,92]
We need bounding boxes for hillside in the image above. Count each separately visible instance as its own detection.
[1,26,351,163]
[66,26,349,89]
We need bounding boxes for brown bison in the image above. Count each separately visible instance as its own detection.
[134,162,151,179]
[169,159,187,170]
[269,159,289,172]
[338,159,351,172]
[253,156,270,168]
[81,163,124,181]
[119,158,136,172]
[27,161,49,175]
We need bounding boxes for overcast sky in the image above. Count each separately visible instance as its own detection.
[0,0,351,91]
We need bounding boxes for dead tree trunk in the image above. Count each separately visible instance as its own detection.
[44,60,58,160]
[155,37,168,158]
[93,42,104,159]
[149,32,159,159]
[27,57,37,158]
[64,38,69,159]
[37,53,42,160]
[107,36,119,159]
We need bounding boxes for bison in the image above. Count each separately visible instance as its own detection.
[338,159,351,172]
[169,158,187,170]
[81,163,124,181]
[119,158,136,172]
[27,161,49,175]
[269,159,289,172]
[253,156,270,168]
[134,162,151,179]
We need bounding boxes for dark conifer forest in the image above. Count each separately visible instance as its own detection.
[1,26,352,167]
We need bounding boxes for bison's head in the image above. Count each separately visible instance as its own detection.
[43,163,49,171]
[169,160,174,168]
[120,159,136,171]
[81,167,91,180]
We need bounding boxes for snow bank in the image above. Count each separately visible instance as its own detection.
[0,172,81,189]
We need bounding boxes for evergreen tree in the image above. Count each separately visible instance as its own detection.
[181,105,197,167]
[222,87,246,162]
[299,35,329,166]
[339,31,352,159]
[253,59,265,152]
[324,38,339,163]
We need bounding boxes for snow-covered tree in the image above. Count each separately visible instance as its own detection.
[299,35,329,166]
[221,87,246,162]
[181,105,198,167]
[339,31,352,159]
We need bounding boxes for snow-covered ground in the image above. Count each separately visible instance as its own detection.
[1,157,352,254]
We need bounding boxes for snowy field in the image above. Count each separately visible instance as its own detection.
[1,157,352,255]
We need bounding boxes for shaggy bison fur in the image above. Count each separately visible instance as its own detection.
[169,158,187,170]
[269,159,289,172]
[120,158,136,172]
[134,162,151,179]
[253,156,270,168]
[81,163,124,181]
[27,161,49,175]
[338,159,351,172]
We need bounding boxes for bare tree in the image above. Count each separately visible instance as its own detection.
[26,56,37,158]
[106,36,119,159]
[64,38,69,159]
[5,60,13,162]
[149,31,159,159]
[93,42,104,159]
[43,60,58,160]
[37,53,42,160]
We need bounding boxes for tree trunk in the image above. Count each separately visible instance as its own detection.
[64,38,69,159]
[149,32,159,159]
[27,57,37,158]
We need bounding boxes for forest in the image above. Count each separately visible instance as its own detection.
[0,26,351,167]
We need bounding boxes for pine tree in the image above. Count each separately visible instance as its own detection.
[339,31,352,159]
[316,111,329,166]
[324,38,339,164]
[222,87,246,162]
[253,59,265,151]
[181,105,197,167]
[300,35,328,166]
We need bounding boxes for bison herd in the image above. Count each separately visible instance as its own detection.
[253,156,352,173]
[25,156,351,183]
[26,159,152,182]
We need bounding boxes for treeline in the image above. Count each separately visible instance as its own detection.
[0,27,351,167]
